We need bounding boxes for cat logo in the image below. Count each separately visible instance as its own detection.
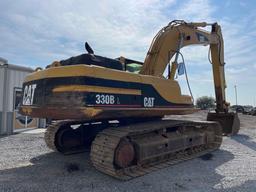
[22,84,37,105]
[144,97,155,107]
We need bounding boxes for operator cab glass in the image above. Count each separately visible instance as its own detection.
[126,63,142,73]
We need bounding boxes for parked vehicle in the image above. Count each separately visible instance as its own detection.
[230,105,244,113]
[249,107,256,116]
[243,105,254,115]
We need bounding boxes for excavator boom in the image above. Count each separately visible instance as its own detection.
[140,20,239,135]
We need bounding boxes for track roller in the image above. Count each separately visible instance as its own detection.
[91,119,222,180]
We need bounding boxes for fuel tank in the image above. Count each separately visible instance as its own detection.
[19,64,197,120]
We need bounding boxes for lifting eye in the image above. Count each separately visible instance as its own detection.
[186,36,191,40]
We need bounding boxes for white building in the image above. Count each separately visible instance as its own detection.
[0,57,44,135]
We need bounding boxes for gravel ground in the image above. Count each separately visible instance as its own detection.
[0,111,256,192]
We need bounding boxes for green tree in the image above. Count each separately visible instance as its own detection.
[196,96,215,110]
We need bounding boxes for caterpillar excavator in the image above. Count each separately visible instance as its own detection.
[20,20,239,180]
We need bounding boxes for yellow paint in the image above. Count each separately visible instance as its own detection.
[52,85,141,95]
[24,65,140,83]
[82,108,103,117]
[24,64,192,104]
[21,106,32,115]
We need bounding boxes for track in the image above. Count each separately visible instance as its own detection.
[44,120,101,154]
[90,120,222,180]
[44,119,222,180]
[44,121,63,152]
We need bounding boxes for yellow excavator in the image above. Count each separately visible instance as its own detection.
[20,20,239,180]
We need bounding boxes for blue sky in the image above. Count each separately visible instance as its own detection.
[0,0,256,106]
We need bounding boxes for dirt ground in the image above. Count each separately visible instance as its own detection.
[0,111,256,192]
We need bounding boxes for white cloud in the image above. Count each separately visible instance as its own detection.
[0,0,177,65]
[0,0,216,66]
[226,67,248,74]
[0,0,255,105]
[174,0,215,21]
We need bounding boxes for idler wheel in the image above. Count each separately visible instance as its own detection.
[55,124,83,152]
[114,139,135,168]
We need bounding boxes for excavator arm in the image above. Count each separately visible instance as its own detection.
[140,21,217,76]
[140,20,239,135]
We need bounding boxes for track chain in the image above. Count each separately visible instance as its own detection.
[90,120,222,180]
[44,121,62,152]
[44,120,84,153]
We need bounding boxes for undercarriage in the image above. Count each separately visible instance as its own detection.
[45,118,222,180]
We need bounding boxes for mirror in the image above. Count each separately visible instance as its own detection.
[177,62,185,75]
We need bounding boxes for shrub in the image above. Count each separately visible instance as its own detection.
[196,96,215,110]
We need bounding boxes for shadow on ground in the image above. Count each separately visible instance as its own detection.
[0,149,239,192]
[231,133,256,151]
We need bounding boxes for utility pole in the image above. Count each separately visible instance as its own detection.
[234,85,238,105]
